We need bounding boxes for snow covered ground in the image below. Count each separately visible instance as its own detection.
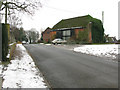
[74,44,119,60]
[2,44,48,88]
[9,42,16,46]
[40,43,119,60]
[45,44,52,46]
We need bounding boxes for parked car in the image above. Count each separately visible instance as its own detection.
[52,38,67,44]
[22,41,26,44]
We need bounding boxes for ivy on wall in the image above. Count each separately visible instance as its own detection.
[91,18,104,43]
[77,29,88,43]
[73,18,104,44]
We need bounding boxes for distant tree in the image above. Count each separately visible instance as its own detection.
[8,14,23,42]
[12,27,27,42]
[12,27,19,41]
[118,39,120,42]
[18,27,27,41]
[104,34,109,43]
[26,29,39,44]
[40,31,43,41]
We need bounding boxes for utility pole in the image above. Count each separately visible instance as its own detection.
[0,0,5,61]
[102,11,104,25]
[5,0,7,24]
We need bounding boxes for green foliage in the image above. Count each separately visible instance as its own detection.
[91,18,104,43]
[53,15,92,29]
[2,60,10,66]
[66,39,76,44]
[40,36,43,41]
[2,23,10,61]
[52,15,104,44]
[18,27,28,42]
[118,39,120,42]
[77,29,88,43]
[12,27,28,42]
[53,34,56,39]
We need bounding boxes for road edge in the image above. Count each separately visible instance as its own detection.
[24,45,52,90]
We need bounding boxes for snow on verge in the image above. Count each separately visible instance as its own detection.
[45,44,51,46]
[2,44,48,88]
[74,44,119,59]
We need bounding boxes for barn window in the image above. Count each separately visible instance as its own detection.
[63,30,70,36]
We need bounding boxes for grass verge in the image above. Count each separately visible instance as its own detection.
[2,43,16,66]
[9,43,16,61]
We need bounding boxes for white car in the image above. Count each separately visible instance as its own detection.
[22,41,26,44]
[52,39,67,44]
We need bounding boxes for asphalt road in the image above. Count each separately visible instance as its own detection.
[24,44,118,88]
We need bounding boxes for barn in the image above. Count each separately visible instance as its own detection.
[51,15,104,43]
[42,15,104,43]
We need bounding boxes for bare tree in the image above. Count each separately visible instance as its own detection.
[8,14,23,43]
[0,0,42,23]
[26,29,39,44]
[8,14,22,28]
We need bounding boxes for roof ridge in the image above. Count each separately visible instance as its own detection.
[52,15,94,29]
[62,14,92,21]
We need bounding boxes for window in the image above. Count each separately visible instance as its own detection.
[63,30,70,36]
[63,31,66,36]
[63,36,70,40]
[66,30,70,36]
[63,37,66,40]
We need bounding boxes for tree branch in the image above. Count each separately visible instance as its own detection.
[1,0,42,25]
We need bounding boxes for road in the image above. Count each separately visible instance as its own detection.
[24,44,118,88]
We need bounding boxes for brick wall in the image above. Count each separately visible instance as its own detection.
[43,29,51,43]
[50,31,56,41]
[74,28,92,43]
[88,31,92,43]
[74,28,84,38]
[87,23,92,43]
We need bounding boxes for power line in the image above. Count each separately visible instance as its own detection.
[42,4,81,14]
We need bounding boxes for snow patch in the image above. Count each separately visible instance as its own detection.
[6,54,10,59]
[40,43,44,45]
[74,44,119,59]
[45,44,51,46]
[2,44,47,88]
[9,42,16,46]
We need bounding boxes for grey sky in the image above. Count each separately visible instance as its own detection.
[20,0,119,39]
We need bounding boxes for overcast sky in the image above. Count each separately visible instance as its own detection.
[22,0,119,39]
